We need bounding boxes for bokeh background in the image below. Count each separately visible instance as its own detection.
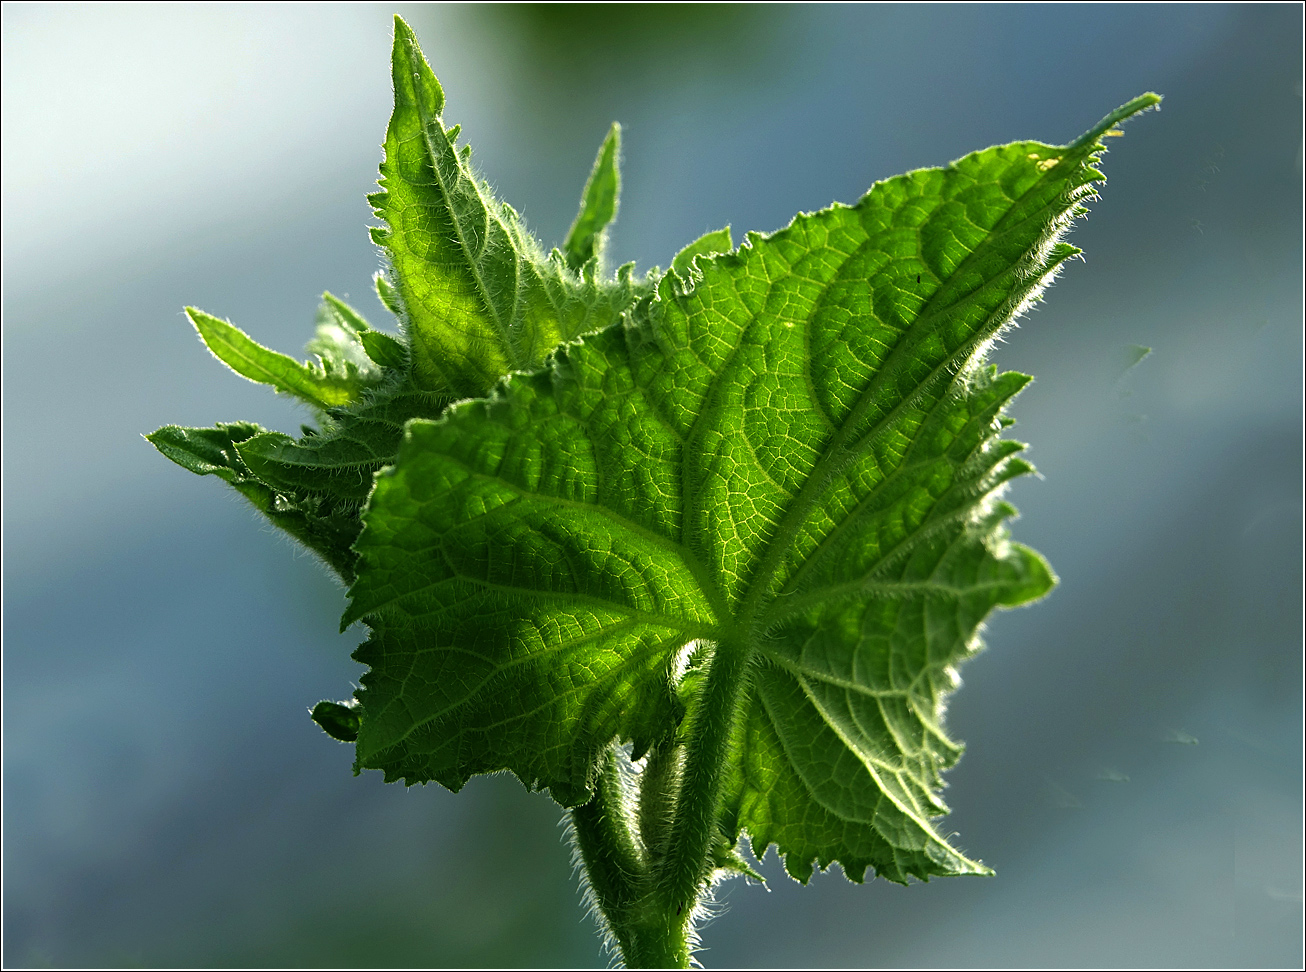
[3,3,1302,968]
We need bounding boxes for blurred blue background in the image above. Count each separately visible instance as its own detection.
[3,3,1301,967]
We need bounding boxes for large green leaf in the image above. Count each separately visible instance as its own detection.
[344,94,1158,881]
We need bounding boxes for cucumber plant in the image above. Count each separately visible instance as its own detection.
[149,15,1158,968]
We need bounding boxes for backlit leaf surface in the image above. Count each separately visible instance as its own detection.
[342,94,1156,880]
[148,13,1157,886]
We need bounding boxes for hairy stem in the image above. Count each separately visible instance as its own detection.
[638,733,681,860]
[629,637,755,965]
[571,638,754,968]
[570,745,642,918]
[658,638,752,908]
[571,744,685,968]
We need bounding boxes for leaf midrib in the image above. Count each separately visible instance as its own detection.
[729,141,1089,641]
[400,35,527,375]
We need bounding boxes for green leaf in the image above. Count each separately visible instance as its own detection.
[369,16,650,399]
[154,293,421,581]
[146,421,267,482]
[343,94,1158,881]
[312,700,363,742]
[374,270,406,319]
[189,307,366,410]
[305,296,382,385]
[359,330,409,370]
[321,286,411,371]
[236,431,387,504]
[146,422,362,579]
[563,123,622,272]
[320,291,375,333]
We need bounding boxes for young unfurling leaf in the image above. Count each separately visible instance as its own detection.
[151,19,650,585]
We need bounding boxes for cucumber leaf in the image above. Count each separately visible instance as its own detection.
[148,11,1157,888]
[343,93,1158,881]
[188,307,373,410]
[145,421,363,579]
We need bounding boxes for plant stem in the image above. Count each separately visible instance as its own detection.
[571,745,686,968]
[568,746,642,924]
[570,638,755,968]
[654,636,753,917]
[637,733,680,861]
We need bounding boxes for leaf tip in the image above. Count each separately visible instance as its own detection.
[1071,92,1162,151]
[390,13,444,117]
[311,699,361,743]
[391,13,416,47]
[998,544,1058,607]
[183,305,213,333]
